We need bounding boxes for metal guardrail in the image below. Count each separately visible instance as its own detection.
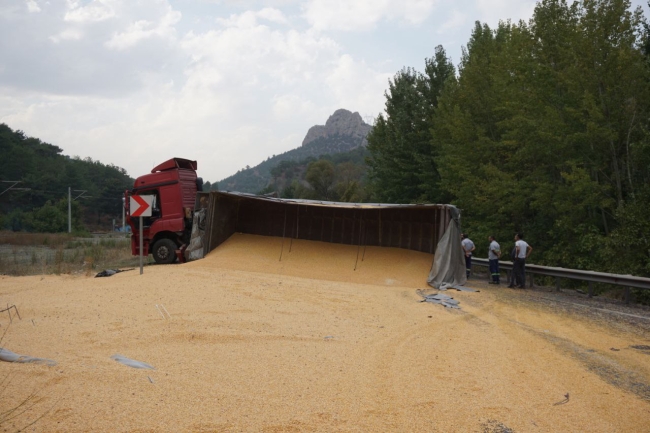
[471,257,650,303]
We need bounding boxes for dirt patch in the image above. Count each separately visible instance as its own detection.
[481,419,516,433]
[511,319,650,400]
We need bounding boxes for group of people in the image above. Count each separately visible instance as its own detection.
[461,233,533,288]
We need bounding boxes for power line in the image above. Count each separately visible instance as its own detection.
[72,189,92,200]
[0,181,31,196]
[5,188,122,201]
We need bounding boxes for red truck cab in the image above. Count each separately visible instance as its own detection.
[124,158,203,263]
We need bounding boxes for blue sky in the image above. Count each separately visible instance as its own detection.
[1,0,648,183]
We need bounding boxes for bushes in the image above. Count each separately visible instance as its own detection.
[1,199,83,233]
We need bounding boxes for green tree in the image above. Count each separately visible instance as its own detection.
[334,162,365,202]
[25,199,82,233]
[305,160,336,200]
[437,0,650,270]
[281,180,299,199]
[367,46,455,203]
[29,200,67,233]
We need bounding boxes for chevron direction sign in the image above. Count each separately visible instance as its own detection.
[130,195,153,217]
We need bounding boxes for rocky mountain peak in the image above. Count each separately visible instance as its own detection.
[301,109,372,147]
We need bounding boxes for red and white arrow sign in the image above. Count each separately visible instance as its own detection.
[130,195,154,217]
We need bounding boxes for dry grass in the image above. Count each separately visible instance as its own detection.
[0,232,144,276]
[0,231,81,248]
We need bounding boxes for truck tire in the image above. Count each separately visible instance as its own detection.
[151,239,177,264]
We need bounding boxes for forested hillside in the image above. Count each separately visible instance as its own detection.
[261,146,368,202]
[366,0,650,278]
[218,133,367,193]
[0,124,133,232]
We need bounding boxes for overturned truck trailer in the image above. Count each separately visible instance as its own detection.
[186,191,467,288]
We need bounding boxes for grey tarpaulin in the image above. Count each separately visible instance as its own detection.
[427,217,467,289]
[0,348,57,366]
[185,208,206,261]
[111,354,155,370]
[95,268,133,278]
[422,293,461,309]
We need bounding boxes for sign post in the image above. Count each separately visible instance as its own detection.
[139,218,143,274]
[130,195,154,275]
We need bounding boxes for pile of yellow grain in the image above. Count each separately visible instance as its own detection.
[188,233,434,289]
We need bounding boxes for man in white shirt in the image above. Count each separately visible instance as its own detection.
[509,233,532,288]
[461,233,475,278]
[488,235,501,284]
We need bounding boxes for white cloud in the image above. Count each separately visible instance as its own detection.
[64,0,116,23]
[26,0,41,13]
[214,8,287,28]
[49,28,83,43]
[302,0,438,31]
[257,7,289,25]
[216,10,259,28]
[199,0,300,6]
[325,55,391,116]
[400,0,439,24]
[437,10,466,34]
[105,6,181,50]
[272,94,316,120]
[181,16,340,90]
[302,0,388,32]
[474,0,537,27]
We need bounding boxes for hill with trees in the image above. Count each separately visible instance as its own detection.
[217,109,372,193]
[0,124,133,232]
[260,146,369,202]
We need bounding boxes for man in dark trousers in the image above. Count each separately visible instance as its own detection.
[509,233,532,288]
[461,233,475,278]
[488,235,501,284]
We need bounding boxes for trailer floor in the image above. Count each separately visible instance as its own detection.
[1,233,649,432]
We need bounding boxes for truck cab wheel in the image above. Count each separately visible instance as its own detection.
[152,239,178,264]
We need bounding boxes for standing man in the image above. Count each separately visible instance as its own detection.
[510,233,532,288]
[461,233,475,279]
[488,235,501,284]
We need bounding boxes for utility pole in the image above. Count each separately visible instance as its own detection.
[122,196,126,232]
[68,188,92,233]
[0,181,30,196]
[68,187,71,233]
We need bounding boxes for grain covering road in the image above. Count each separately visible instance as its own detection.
[1,233,649,432]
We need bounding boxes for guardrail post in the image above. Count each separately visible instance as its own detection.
[529,274,534,288]
[588,281,593,298]
[625,287,631,304]
[555,277,560,292]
